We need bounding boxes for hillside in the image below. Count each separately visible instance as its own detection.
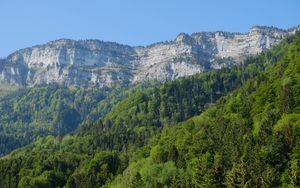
[108,31,300,188]
[0,83,155,156]
[0,31,298,187]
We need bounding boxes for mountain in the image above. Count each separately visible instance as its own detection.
[0,26,299,87]
[0,31,299,187]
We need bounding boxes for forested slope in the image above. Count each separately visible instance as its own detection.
[0,32,299,187]
[0,83,149,156]
[108,32,300,187]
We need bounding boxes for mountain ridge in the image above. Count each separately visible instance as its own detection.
[0,31,299,187]
[0,25,299,87]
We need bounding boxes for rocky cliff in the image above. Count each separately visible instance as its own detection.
[0,26,299,87]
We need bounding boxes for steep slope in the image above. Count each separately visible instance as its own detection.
[0,83,152,156]
[0,85,109,155]
[0,40,136,86]
[0,31,297,187]
[108,32,300,188]
[1,26,298,87]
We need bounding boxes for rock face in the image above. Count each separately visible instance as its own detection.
[0,26,299,87]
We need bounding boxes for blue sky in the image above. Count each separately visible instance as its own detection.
[0,0,299,57]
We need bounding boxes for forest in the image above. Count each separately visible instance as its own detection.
[0,32,299,187]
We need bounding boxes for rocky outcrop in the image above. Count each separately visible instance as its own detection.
[0,25,299,87]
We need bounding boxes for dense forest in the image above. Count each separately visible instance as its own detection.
[0,32,299,187]
[0,83,155,156]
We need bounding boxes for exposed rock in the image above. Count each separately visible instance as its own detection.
[0,26,299,87]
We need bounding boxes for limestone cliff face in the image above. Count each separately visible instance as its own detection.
[1,40,136,86]
[0,26,298,87]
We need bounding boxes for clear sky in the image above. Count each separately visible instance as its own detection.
[0,0,299,57]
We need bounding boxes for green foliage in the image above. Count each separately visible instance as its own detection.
[0,82,152,156]
[0,32,300,187]
[0,84,107,155]
[79,50,267,152]
[108,32,300,187]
